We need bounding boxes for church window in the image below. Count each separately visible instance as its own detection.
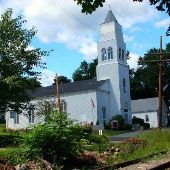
[14,113,19,124]
[145,115,149,122]
[108,47,113,59]
[119,48,121,59]
[122,49,124,60]
[10,111,16,118]
[101,48,107,60]
[123,78,126,93]
[10,111,19,124]
[60,100,67,113]
[102,107,106,120]
[28,105,35,124]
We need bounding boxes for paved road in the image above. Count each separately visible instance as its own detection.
[109,130,151,141]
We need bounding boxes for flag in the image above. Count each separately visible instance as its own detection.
[91,98,95,108]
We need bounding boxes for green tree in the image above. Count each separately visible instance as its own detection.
[53,75,71,85]
[130,43,170,99]
[72,59,97,81]
[74,0,170,35]
[0,9,49,113]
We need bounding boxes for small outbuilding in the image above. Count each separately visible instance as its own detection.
[131,97,169,128]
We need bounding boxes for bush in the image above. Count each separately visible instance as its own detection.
[87,134,109,144]
[107,115,125,130]
[121,124,132,130]
[143,123,150,129]
[23,112,89,164]
[132,117,144,126]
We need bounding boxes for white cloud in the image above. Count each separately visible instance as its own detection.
[38,69,56,87]
[124,35,135,43]
[133,43,143,50]
[129,26,142,32]
[155,19,170,28]
[127,53,140,70]
[0,0,157,60]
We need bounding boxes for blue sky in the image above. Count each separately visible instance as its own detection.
[0,0,169,86]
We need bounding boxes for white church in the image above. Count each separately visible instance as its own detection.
[6,10,131,129]
[5,10,168,129]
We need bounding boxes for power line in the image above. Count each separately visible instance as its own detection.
[48,0,97,31]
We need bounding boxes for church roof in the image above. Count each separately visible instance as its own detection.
[30,78,107,98]
[103,9,117,24]
[131,97,160,113]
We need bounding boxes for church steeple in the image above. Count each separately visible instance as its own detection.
[96,9,131,124]
[103,9,117,24]
[98,9,125,64]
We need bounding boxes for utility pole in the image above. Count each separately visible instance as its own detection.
[158,36,163,128]
[144,36,170,128]
[55,74,61,113]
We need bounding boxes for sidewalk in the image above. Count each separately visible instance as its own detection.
[109,130,151,141]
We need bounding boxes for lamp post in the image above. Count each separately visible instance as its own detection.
[55,74,61,113]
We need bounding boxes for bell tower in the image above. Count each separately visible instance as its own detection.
[96,9,131,123]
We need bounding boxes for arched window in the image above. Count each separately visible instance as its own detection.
[28,104,35,124]
[119,47,121,59]
[101,48,107,61]
[108,47,113,59]
[102,106,106,120]
[122,49,124,60]
[123,78,126,93]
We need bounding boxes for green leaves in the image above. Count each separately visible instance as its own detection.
[23,112,86,164]
[72,59,97,81]
[74,0,105,14]
[0,9,49,112]
[130,43,170,99]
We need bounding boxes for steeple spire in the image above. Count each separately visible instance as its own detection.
[103,9,117,24]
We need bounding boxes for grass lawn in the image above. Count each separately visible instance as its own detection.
[0,124,26,165]
[112,129,170,163]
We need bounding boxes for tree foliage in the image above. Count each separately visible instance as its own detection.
[53,75,71,85]
[130,43,170,99]
[0,9,49,113]
[72,59,97,81]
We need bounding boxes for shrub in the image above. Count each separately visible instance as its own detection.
[113,115,125,127]
[121,124,132,130]
[108,115,125,130]
[23,112,89,164]
[87,134,109,144]
[143,123,150,129]
[132,117,144,126]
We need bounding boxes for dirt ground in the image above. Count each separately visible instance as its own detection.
[0,158,15,170]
